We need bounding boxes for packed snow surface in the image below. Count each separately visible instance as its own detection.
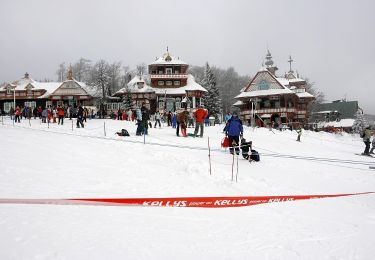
[0,117,374,259]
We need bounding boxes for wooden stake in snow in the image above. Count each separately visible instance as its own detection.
[71,120,73,131]
[208,137,212,175]
[29,118,31,127]
[104,122,106,136]
[236,153,239,182]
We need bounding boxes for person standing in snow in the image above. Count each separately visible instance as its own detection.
[76,105,84,128]
[362,126,372,155]
[154,111,162,128]
[193,105,208,138]
[141,102,150,135]
[225,111,243,155]
[41,108,48,123]
[224,112,232,124]
[176,110,189,137]
[135,107,143,136]
[57,105,64,125]
[14,106,21,123]
[167,111,172,126]
[370,133,375,154]
[296,125,302,142]
[187,109,194,128]
[171,112,177,128]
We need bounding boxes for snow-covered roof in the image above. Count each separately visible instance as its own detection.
[235,88,293,99]
[233,100,244,106]
[317,119,355,128]
[114,76,154,95]
[153,74,207,95]
[295,92,314,98]
[150,52,188,65]
[275,77,290,87]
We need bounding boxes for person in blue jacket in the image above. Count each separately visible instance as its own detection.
[225,111,243,155]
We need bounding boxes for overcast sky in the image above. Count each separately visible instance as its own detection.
[1,0,374,113]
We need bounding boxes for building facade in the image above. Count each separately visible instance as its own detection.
[0,69,94,113]
[234,51,315,127]
[113,50,207,113]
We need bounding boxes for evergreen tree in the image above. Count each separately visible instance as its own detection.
[122,86,133,110]
[201,62,221,122]
[352,109,368,133]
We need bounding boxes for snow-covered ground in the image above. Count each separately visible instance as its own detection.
[0,117,374,260]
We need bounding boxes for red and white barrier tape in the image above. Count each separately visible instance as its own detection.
[0,192,373,208]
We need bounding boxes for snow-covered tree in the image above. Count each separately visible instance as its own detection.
[122,87,133,110]
[107,61,122,96]
[201,62,221,122]
[352,109,368,133]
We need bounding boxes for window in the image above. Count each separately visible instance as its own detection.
[166,68,172,74]
[158,71,163,74]
[46,101,52,108]
[158,101,165,109]
[175,101,181,109]
[6,88,12,95]
[166,81,172,86]
[175,70,179,74]
[158,81,165,86]
[24,101,36,108]
[257,80,270,90]
[4,102,12,113]
[174,81,180,86]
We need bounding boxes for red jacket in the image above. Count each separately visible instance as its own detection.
[194,108,208,123]
[58,108,65,116]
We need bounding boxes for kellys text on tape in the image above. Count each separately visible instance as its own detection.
[0,192,373,208]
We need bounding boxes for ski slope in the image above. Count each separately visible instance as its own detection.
[0,117,374,260]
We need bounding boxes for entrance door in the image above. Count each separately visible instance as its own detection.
[166,99,174,112]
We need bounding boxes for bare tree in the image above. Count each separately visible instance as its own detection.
[305,78,325,113]
[72,58,92,82]
[92,60,110,100]
[56,62,67,81]
[136,63,146,76]
[107,61,122,96]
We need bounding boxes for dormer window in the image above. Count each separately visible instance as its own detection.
[166,68,172,74]
[6,87,12,95]
[137,82,144,89]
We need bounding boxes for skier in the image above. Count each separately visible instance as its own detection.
[193,105,208,138]
[296,125,302,142]
[225,111,243,155]
[171,112,177,128]
[362,126,372,155]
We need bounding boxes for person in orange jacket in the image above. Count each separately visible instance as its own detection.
[193,105,208,137]
[57,106,65,125]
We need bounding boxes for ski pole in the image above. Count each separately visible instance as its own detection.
[104,121,106,136]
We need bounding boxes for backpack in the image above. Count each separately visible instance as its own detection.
[250,150,260,162]
[221,136,229,148]
[117,129,130,137]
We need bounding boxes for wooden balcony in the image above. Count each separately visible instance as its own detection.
[150,74,188,79]
[240,108,307,115]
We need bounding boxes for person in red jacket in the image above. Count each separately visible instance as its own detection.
[57,106,65,125]
[193,105,208,137]
[14,106,21,123]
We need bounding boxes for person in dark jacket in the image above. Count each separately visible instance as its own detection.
[141,103,150,135]
[240,138,252,160]
[362,126,372,155]
[76,105,84,128]
[225,112,243,155]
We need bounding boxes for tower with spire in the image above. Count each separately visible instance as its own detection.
[264,50,278,76]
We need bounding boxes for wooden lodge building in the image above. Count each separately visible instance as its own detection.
[0,69,95,113]
[113,50,207,113]
[234,51,315,127]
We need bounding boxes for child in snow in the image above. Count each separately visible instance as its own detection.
[296,126,302,142]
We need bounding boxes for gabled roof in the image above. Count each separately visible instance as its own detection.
[114,76,155,95]
[153,74,207,95]
[236,69,293,99]
[312,101,359,119]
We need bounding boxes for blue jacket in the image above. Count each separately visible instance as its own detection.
[225,116,243,136]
